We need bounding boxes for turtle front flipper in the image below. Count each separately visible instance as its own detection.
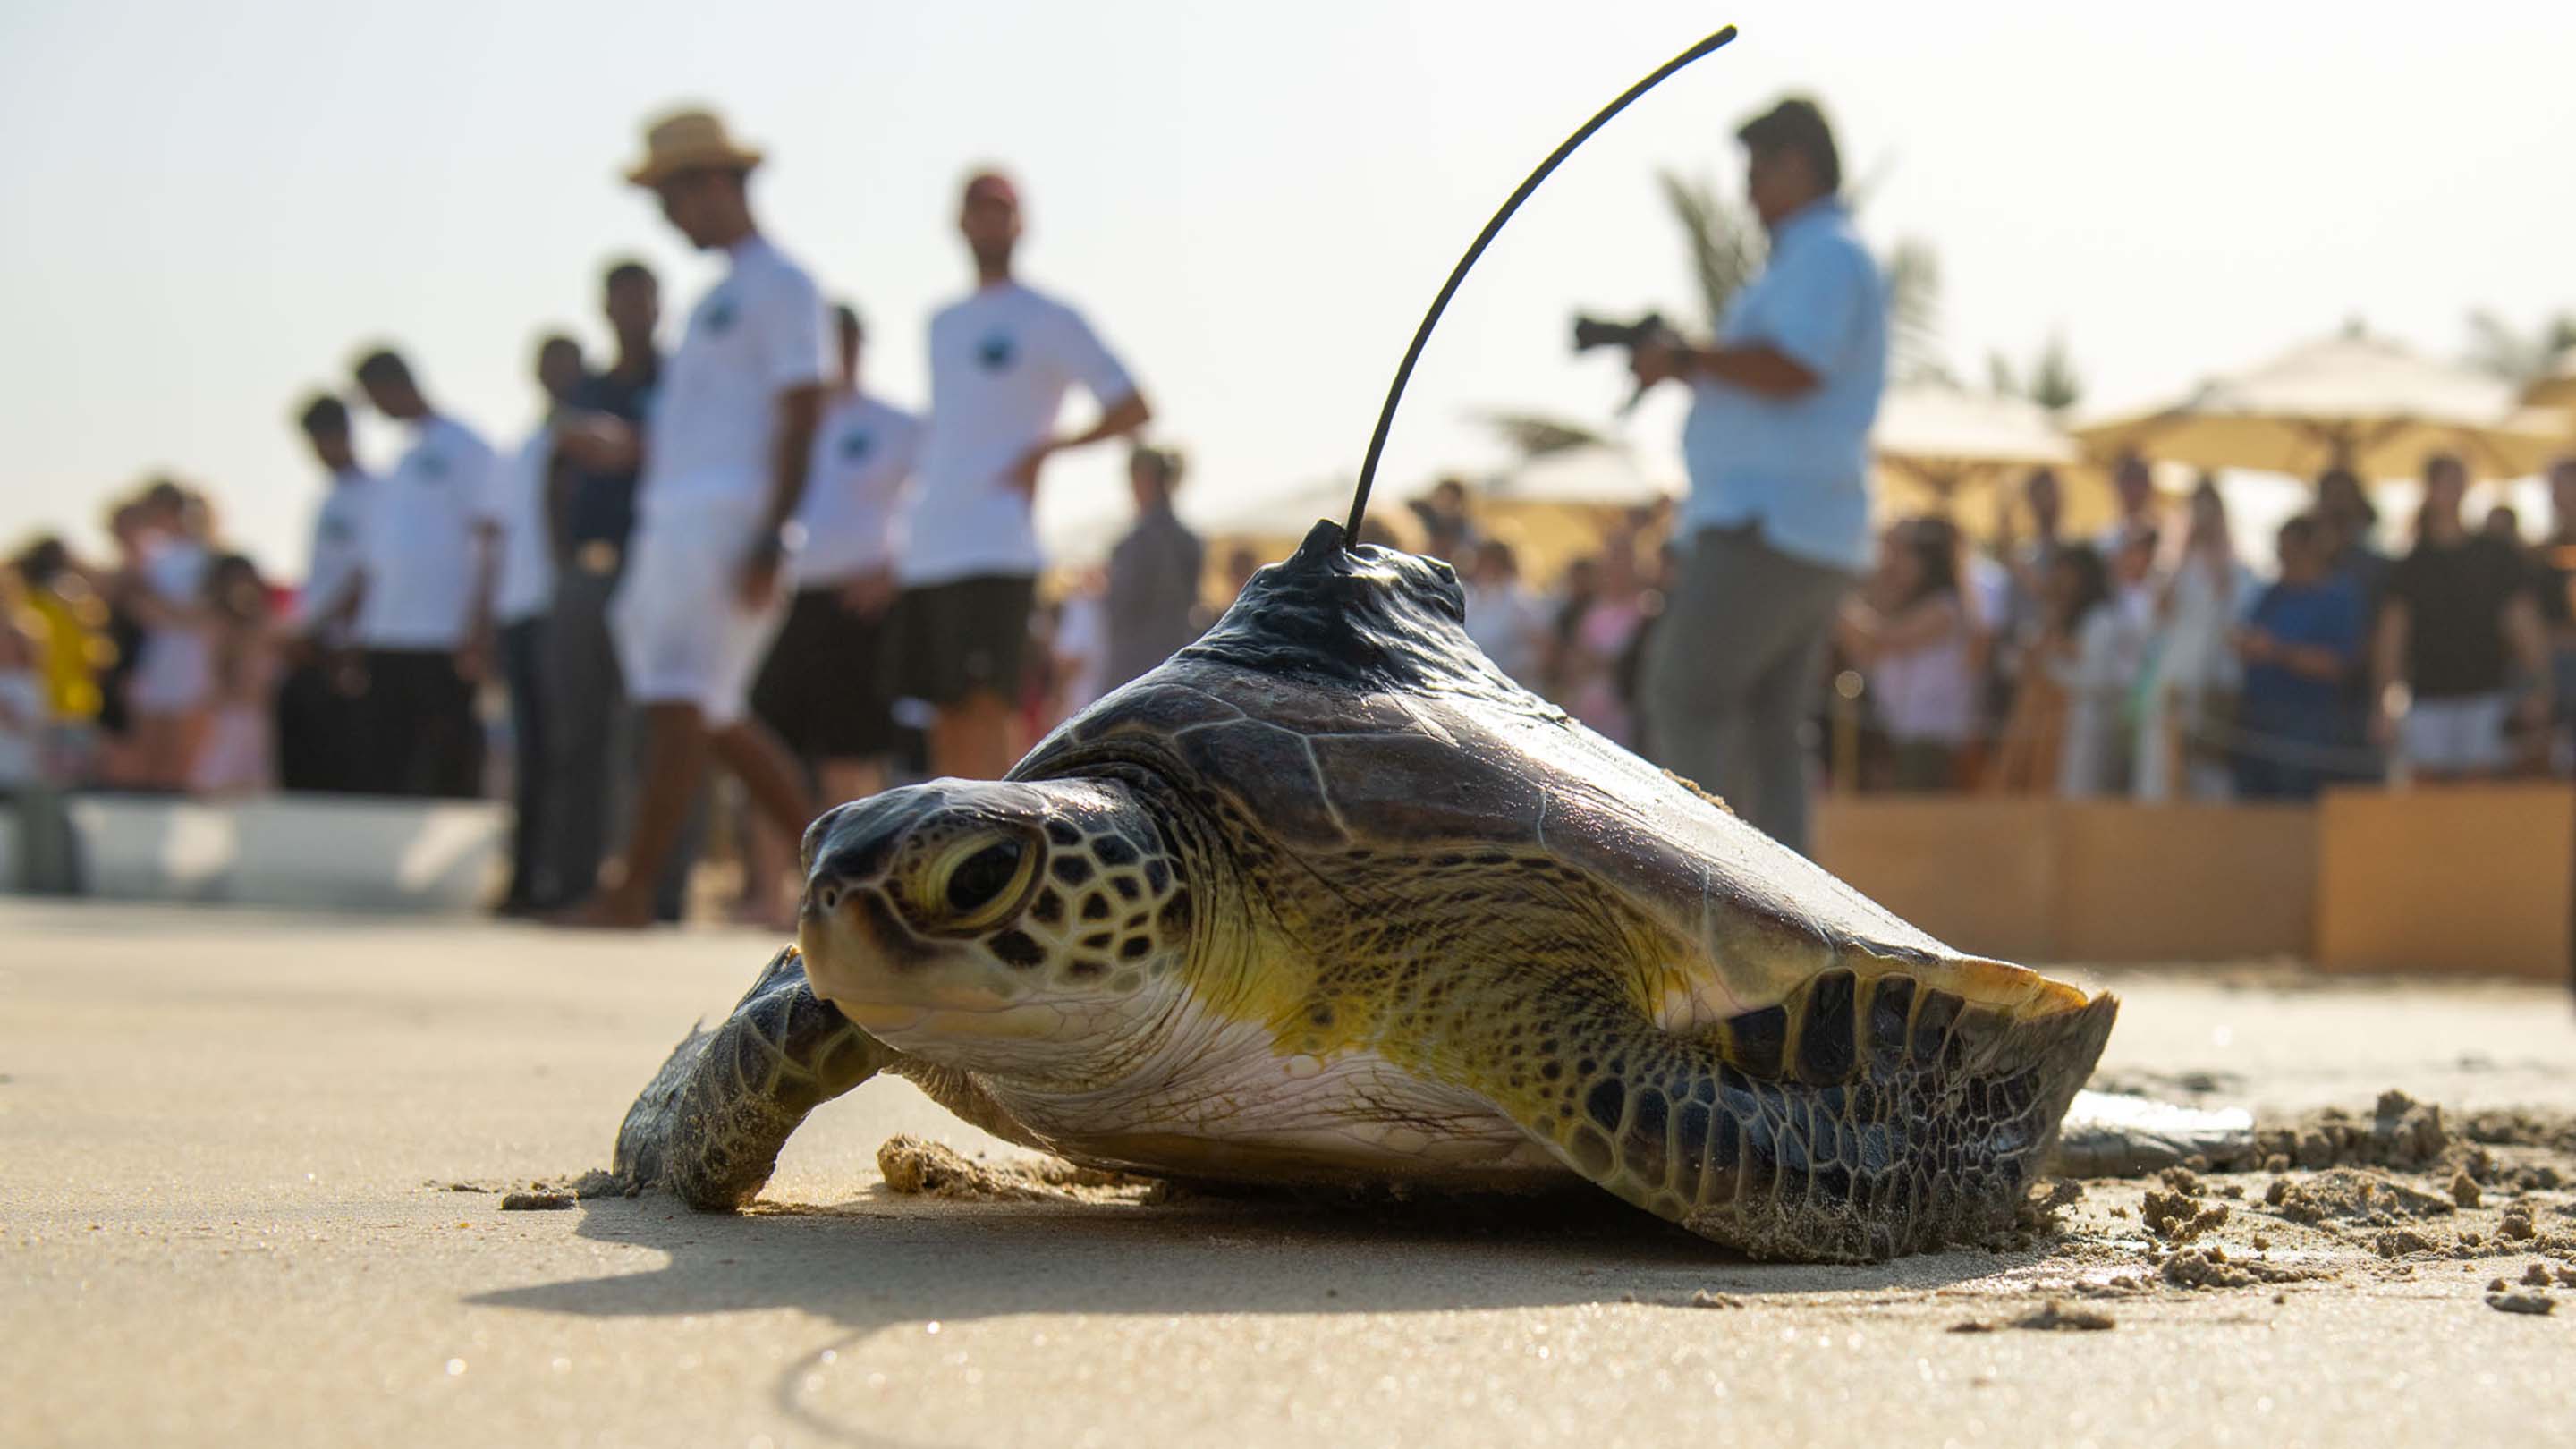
[1460,970,2117,1262]
[615,945,896,1209]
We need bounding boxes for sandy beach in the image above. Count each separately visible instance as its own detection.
[4,898,2572,1448]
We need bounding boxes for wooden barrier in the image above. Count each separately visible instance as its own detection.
[2316,784,2572,982]
[1815,797,2317,964]
[1818,789,2573,979]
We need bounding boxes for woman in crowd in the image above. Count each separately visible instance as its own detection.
[188,554,282,796]
[1839,517,1980,791]
[2136,477,2253,801]
[2039,542,2140,798]
[1553,534,1648,747]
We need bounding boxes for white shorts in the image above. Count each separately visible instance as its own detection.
[610,499,787,728]
[2402,693,2509,775]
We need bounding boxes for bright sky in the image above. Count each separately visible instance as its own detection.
[4,0,2572,576]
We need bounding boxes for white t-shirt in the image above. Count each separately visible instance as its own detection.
[481,423,557,625]
[794,393,921,586]
[897,281,1136,586]
[355,415,496,651]
[642,235,833,517]
[297,470,375,640]
[1054,592,1108,716]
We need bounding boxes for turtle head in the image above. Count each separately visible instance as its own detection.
[796,778,1195,1078]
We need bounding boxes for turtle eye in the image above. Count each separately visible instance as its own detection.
[943,837,1028,921]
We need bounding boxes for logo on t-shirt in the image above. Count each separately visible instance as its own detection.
[838,428,874,462]
[419,452,448,482]
[975,332,1016,371]
[704,294,738,336]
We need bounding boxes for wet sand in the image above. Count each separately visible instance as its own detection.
[4,899,2572,1448]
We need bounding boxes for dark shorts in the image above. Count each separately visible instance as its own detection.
[890,573,1037,708]
[752,588,903,760]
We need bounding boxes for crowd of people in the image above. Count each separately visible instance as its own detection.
[6,92,2572,917]
[0,108,1208,924]
[1437,450,2576,809]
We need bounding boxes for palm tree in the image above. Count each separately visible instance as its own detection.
[1655,167,1948,384]
[2463,309,2576,386]
[1478,411,1614,460]
[1987,334,2084,414]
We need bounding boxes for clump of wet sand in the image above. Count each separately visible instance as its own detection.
[2026,1089,2576,1318]
[873,1135,1154,1204]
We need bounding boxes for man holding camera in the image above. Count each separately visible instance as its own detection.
[1628,97,1887,856]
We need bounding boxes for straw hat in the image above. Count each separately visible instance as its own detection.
[624,107,764,188]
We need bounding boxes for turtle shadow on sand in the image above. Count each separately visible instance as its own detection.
[471,1181,2027,1445]
[471,1182,2020,1328]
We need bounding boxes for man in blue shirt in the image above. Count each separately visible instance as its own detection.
[1630,97,1888,854]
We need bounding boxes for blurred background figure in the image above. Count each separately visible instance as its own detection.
[572,107,827,929]
[1462,538,1545,686]
[2540,458,2576,774]
[2098,452,2164,555]
[2232,514,2367,800]
[2135,477,2251,801]
[123,479,216,792]
[0,570,50,791]
[753,301,919,808]
[189,553,280,796]
[1049,567,1109,724]
[1103,443,1203,694]
[275,395,373,794]
[1838,517,1978,792]
[740,301,920,928]
[350,346,495,799]
[2048,542,2141,798]
[1408,476,1479,563]
[2371,453,2547,784]
[11,538,110,788]
[545,259,673,917]
[1555,530,1648,746]
[1633,96,1886,853]
[479,333,585,913]
[891,169,1150,781]
[1220,545,1260,606]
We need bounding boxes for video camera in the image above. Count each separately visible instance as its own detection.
[1570,310,1681,357]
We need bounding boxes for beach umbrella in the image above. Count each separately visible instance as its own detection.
[1866,382,2117,541]
[2073,331,2567,480]
[2521,351,2576,413]
[1873,381,2081,493]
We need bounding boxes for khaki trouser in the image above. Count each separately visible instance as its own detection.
[1642,525,1852,856]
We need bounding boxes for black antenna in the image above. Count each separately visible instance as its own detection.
[1343,25,1739,543]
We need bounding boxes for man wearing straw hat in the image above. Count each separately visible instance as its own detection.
[562,106,826,928]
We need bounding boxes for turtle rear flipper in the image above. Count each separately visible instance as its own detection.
[614,945,895,1208]
[1471,970,2118,1262]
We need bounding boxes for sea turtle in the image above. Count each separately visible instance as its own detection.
[612,523,2132,1262]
